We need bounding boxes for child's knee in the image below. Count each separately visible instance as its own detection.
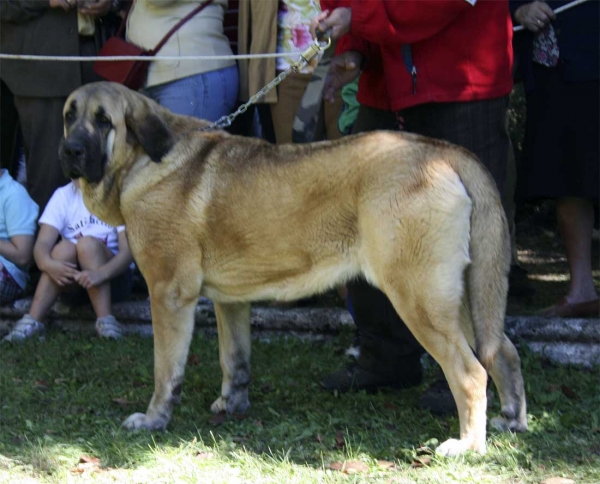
[76,237,114,269]
[50,239,77,261]
[76,236,105,257]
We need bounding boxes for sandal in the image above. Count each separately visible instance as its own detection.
[539,298,599,318]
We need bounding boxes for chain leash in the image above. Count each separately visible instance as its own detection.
[199,36,331,132]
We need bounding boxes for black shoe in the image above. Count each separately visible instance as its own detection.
[418,379,456,416]
[320,362,422,393]
[419,378,494,416]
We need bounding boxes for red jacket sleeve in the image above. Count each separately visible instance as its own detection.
[320,0,350,12]
[349,0,473,45]
[334,32,371,59]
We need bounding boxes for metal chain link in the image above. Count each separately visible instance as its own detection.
[198,36,331,132]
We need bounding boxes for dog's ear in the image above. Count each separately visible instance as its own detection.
[125,101,174,163]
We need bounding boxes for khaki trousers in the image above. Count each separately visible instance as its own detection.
[269,71,343,144]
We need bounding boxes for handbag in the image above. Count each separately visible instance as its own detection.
[93,0,214,90]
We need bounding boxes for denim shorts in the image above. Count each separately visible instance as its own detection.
[143,65,239,122]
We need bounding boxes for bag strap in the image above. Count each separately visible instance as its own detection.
[114,4,130,38]
[149,0,215,55]
[114,0,215,56]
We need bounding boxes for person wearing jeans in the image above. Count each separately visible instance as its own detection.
[143,65,238,121]
[127,0,238,121]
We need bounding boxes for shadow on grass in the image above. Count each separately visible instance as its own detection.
[1,330,599,483]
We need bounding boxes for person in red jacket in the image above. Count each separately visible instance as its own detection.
[312,0,514,413]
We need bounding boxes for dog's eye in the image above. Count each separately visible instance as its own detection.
[65,111,75,124]
[97,114,112,127]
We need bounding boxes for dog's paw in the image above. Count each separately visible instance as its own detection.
[210,397,227,414]
[210,394,250,414]
[436,438,486,457]
[122,412,167,431]
[490,416,528,433]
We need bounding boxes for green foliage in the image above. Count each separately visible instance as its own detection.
[0,329,598,483]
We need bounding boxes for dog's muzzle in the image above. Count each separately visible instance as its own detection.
[59,138,85,179]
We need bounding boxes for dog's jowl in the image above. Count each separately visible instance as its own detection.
[60,82,527,457]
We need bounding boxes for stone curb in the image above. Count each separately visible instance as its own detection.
[2,298,598,367]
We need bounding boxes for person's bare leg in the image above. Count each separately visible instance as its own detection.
[556,197,598,303]
[29,240,77,322]
[75,236,114,318]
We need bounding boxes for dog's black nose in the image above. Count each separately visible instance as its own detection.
[63,140,85,159]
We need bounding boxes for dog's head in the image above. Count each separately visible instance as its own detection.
[59,82,179,225]
[59,81,175,184]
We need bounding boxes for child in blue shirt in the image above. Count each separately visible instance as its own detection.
[0,169,38,304]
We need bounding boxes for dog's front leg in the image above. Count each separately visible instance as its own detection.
[210,302,252,415]
[123,291,197,431]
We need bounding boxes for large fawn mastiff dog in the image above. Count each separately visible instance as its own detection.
[59,82,527,456]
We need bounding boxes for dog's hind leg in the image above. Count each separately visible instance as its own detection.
[385,285,489,456]
[487,334,528,433]
[123,282,199,431]
[210,302,252,415]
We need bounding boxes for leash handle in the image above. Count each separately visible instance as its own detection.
[316,28,333,46]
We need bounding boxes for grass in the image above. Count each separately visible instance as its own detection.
[1,328,599,483]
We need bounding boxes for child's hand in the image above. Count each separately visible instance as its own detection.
[46,260,78,287]
[74,269,107,289]
[323,51,363,103]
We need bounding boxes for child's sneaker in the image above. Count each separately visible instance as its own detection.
[95,315,124,339]
[3,314,45,342]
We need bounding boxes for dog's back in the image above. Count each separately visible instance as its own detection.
[192,131,474,301]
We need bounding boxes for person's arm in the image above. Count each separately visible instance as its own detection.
[0,0,71,23]
[34,224,79,287]
[76,0,114,17]
[74,230,133,289]
[317,0,472,46]
[511,1,555,33]
[0,185,38,267]
[510,0,531,17]
[0,235,35,267]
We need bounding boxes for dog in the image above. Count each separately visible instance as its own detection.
[59,82,527,457]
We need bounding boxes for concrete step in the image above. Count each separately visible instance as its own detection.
[2,297,599,367]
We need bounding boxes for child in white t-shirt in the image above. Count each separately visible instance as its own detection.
[4,180,134,342]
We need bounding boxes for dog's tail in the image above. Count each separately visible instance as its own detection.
[450,149,511,369]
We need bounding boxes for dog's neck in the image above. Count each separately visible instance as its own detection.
[79,169,125,227]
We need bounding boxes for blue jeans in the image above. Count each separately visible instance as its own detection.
[143,65,239,122]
